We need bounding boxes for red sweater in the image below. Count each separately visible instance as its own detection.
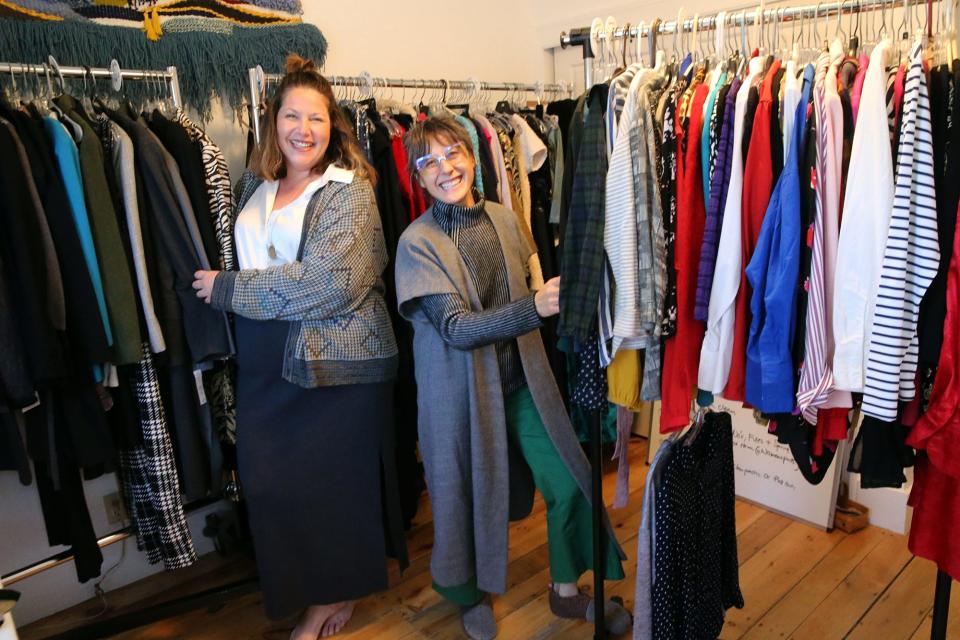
[390,132,427,220]
[726,60,783,402]
[661,83,710,432]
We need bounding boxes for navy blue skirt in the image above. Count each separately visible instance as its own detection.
[235,317,391,619]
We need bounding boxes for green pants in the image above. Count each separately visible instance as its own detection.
[434,386,624,606]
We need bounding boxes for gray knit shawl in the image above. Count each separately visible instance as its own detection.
[395,200,626,594]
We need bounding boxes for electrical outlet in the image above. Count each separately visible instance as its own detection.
[103,492,127,525]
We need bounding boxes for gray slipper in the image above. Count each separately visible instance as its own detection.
[549,588,633,635]
[461,596,497,640]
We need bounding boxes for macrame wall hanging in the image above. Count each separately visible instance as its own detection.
[0,1,323,119]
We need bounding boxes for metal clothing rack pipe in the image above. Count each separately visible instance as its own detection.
[247,67,571,145]
[562,1,942,638]
[555,35,605,639]
[0,60,187,590]
[1,495,223,587]
[1,62,182,109]
[560,0,930,48]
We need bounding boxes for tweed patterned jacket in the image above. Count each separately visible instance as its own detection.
[211,170,398,387]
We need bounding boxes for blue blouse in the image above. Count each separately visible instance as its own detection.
[744,64,815,412]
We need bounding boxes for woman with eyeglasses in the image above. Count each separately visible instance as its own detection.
[192,55,404,639]
[395,116,630,640]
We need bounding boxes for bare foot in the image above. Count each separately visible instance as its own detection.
[320,601,355,637]
[289,603,346,640]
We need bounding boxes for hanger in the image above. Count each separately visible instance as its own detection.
[673,9,682,63]
[847,0,860,54]
[604,16,619,79]
[618,22,631,71]
[684,405,708,446]
[774,7,784,59]
[724,12,737,71]
[79,65,96,116]
[792,6,803,63]
[896,0,910,61]
[46,63,84,139]
[2,63,17,105]
[652,20,666,73]
[740,9,749,57]
[646,19,658,70]
[835,0,848,48]
[752,3,762,55]
[691,13,701,62]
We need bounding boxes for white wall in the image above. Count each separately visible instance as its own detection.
[1,501,222,627]
[302,3,555,84]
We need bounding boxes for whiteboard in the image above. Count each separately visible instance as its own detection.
[646,400,843,530]
[720,401,843,529]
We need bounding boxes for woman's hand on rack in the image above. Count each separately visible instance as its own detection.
[193,270,220,304]
[535,277,561,318]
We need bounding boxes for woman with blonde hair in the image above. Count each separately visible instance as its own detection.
[193,54,404,639]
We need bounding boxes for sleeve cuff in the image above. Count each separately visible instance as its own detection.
[523,292,545,327]
[210,271,238,312]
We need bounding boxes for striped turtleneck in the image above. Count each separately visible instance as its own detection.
[419,199,541,395]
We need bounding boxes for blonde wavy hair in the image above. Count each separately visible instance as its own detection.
[250,53,377,186]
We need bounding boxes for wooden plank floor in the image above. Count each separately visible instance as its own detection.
[21,437,955,640]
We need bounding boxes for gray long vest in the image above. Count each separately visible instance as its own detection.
[395,201,626,594]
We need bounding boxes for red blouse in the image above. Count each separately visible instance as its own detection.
[661,83,710,432]
[726,60,783,402]
[906,202,960,580]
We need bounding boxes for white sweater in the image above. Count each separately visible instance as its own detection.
[698,56,764,394]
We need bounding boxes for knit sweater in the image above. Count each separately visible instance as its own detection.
[212,170,398,387]
[419,199,542,394]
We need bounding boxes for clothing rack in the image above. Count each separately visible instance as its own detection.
[246,67,572,144]
[560,0,947,638]
[561,0,932,50]
[1,60,182,109]
[0,57,188,590]
[0,58,251,640]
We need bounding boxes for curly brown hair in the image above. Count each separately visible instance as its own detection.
[250,54,377,186]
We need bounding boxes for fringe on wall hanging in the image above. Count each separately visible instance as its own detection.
[0,18,325,119]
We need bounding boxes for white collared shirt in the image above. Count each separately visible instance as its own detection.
[234,165,354,270]
[832,40,894,392]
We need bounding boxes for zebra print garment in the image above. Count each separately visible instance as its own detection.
[174,110,236,271]
[174,110,238,444]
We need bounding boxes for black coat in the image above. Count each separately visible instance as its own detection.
[148,111,220,267]
[106,107,233,364]
[0,121,64,384]
[1,107,111,364]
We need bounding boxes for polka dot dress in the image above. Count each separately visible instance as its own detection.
[651,412,744,639]
[571,330,608,412]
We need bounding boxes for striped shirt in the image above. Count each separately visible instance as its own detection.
[862,41,941,421]
[606,67,639,157]
[603,68,655,354]
[797,43,853,424]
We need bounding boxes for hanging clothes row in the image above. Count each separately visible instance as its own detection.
[246,71,581,525]
[634,410,743,639]
[341,89,583,523]
[0,63,237,583]
[558,0,960,614]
